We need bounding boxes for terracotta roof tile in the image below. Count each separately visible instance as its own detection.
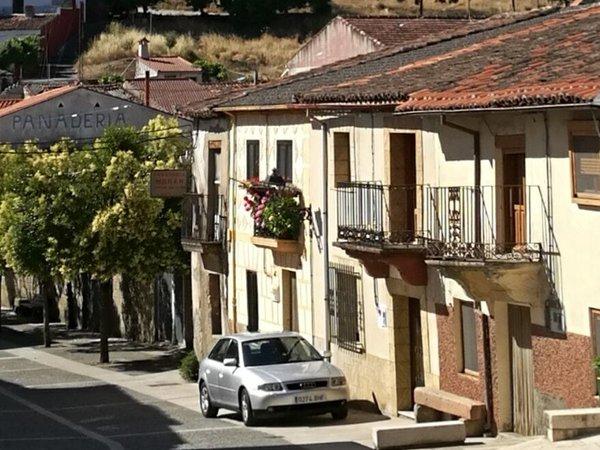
[137,56,201,74]
[0,14,54,31]
[124,78,250,115]
[0,99,21,109]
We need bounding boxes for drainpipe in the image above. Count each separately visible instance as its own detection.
[309,113,331,358]
[441,116,494,433]
[144,70,150,107]
[223,111,238,333]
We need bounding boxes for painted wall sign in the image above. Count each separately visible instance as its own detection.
[11,112,126,132]
[150,170,188,198]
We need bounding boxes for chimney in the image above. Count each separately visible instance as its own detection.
[144,70,150,106]
[138,37,150,59]
[24,5,35,18]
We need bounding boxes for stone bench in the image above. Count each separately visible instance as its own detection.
[413,387,486,436]
[545,408,600,442]
[373,420,466,449]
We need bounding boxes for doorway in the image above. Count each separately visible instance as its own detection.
[409,297,425,403]
[508,303,535,435]
[282,270,298,332]
[246,271,259,332]
[389,133,417,241]
[498,135,526,246]
[209,274,221,335]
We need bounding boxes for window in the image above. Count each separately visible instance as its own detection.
[208,339,230,362]
[459,301,478,374]
[569,121,600,205]
[334,132,351,185]
[276,140,293,182]
[246,140,260,180]
[328,264,363,353]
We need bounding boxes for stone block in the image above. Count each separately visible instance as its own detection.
[373,420,466,449]
[414,387,486,420]
[414,404,441,423]
[462,418,485,437]
[545,408,600,442]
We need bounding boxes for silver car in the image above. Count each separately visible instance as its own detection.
[198,332,349,426]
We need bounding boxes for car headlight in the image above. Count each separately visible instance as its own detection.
[331,376,346,387]
[258,382,284,392]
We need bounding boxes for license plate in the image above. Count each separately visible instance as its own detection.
[294,394,325,404]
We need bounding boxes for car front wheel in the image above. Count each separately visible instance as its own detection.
[199,382,218,418]
[240,388,258,426]
[331,404,348,420]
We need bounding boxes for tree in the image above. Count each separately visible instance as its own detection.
[0,35,40,75]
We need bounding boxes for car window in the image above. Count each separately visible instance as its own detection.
[242,337,322,367]
[225,340,239,361]
[208,339,230,362]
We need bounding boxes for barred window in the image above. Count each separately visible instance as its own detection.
[328,264,364,353]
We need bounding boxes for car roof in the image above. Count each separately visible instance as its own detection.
[220,331,302,343]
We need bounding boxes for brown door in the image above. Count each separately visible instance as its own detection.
[389,133,417,241]
[282,270,298,332]
[208,274,222,335]
[409,297,425,403]
[500,136,526,245]
[508,304,535,435]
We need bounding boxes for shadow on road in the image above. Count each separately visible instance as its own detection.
[217,445,370,450]
[0,378,186,450]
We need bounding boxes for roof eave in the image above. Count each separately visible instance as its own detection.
[394,102,598,116]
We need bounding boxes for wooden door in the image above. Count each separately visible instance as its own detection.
[389,133,417,241]
[282,270,298,332]
[246,271,259,332]
[500,136,526,245]
[508,304,535,435]
[209,274,221,335]
[409,297,425,403]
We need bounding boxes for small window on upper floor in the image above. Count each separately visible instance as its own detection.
[276,140,293,182]
[569,121,600,206]
[334,132,351,186]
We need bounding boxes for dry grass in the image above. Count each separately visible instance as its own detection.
[198,33,300,80]
[80,22,300,81]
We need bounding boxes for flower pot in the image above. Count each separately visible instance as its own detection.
[251,236,302,254]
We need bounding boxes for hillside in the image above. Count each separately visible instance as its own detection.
[81,0,559,82]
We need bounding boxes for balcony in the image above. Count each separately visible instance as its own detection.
[425,185,554,305]
[334,182,430,285]
[181,194,226,272]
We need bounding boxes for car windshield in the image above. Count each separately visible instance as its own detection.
[242,336,323,367]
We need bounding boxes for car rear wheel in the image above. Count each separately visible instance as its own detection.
[240,388,258,426]
[331,404,348,420]
[199,382,218,418]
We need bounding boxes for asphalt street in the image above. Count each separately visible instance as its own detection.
[0,334,371,450]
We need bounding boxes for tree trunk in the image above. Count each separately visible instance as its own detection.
[5,268,16,309]
[66,281,78,329]
[42,279,51,348]
[99,280,111,364]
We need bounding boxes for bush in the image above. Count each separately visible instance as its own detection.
[179,351,199,382]
[262,195,303,240]
[194,58,227,81]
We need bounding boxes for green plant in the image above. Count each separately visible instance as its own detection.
[179,350,199,382]
[194,58,228,81]
[262,195,302,240]
[98,74,124,84]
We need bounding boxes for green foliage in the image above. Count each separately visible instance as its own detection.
[193,58,227,81]
[593,356,600,372]
[98,74,125,84]
[262,195,302,240]
[0,35,40,72]
[179,350,199,382]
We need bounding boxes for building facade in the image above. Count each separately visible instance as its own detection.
[186,2,600,435]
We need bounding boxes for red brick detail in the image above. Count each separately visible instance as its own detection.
[532,325,597,409]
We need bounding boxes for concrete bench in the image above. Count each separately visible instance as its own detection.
[373,420,466,449]
[413,387,486,436]
[545,408,600,442]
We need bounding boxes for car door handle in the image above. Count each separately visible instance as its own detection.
[218,373,224,379]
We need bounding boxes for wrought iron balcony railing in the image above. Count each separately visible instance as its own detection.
[336,182,431,246]
[181,193,224,245]
[335,182,554,263]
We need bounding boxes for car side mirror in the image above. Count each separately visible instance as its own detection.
[223,358,238,367]
[322,350,332,360]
